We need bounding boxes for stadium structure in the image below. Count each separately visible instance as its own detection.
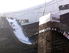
[2,0,69,25]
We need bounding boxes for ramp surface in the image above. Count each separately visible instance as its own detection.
[0,17,37,53]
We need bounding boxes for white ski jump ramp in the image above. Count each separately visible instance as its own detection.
[6,17,34,44]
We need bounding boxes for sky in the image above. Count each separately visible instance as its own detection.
[0,0,52,13]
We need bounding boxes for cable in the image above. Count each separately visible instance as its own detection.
[19,0,62,13]
[56,0,61,15]
[35,5,40,22]
[17,10,59,17]
[13,0,63,17]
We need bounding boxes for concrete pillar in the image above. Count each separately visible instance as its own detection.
[38,23,52,53]
[38,13,60,53]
